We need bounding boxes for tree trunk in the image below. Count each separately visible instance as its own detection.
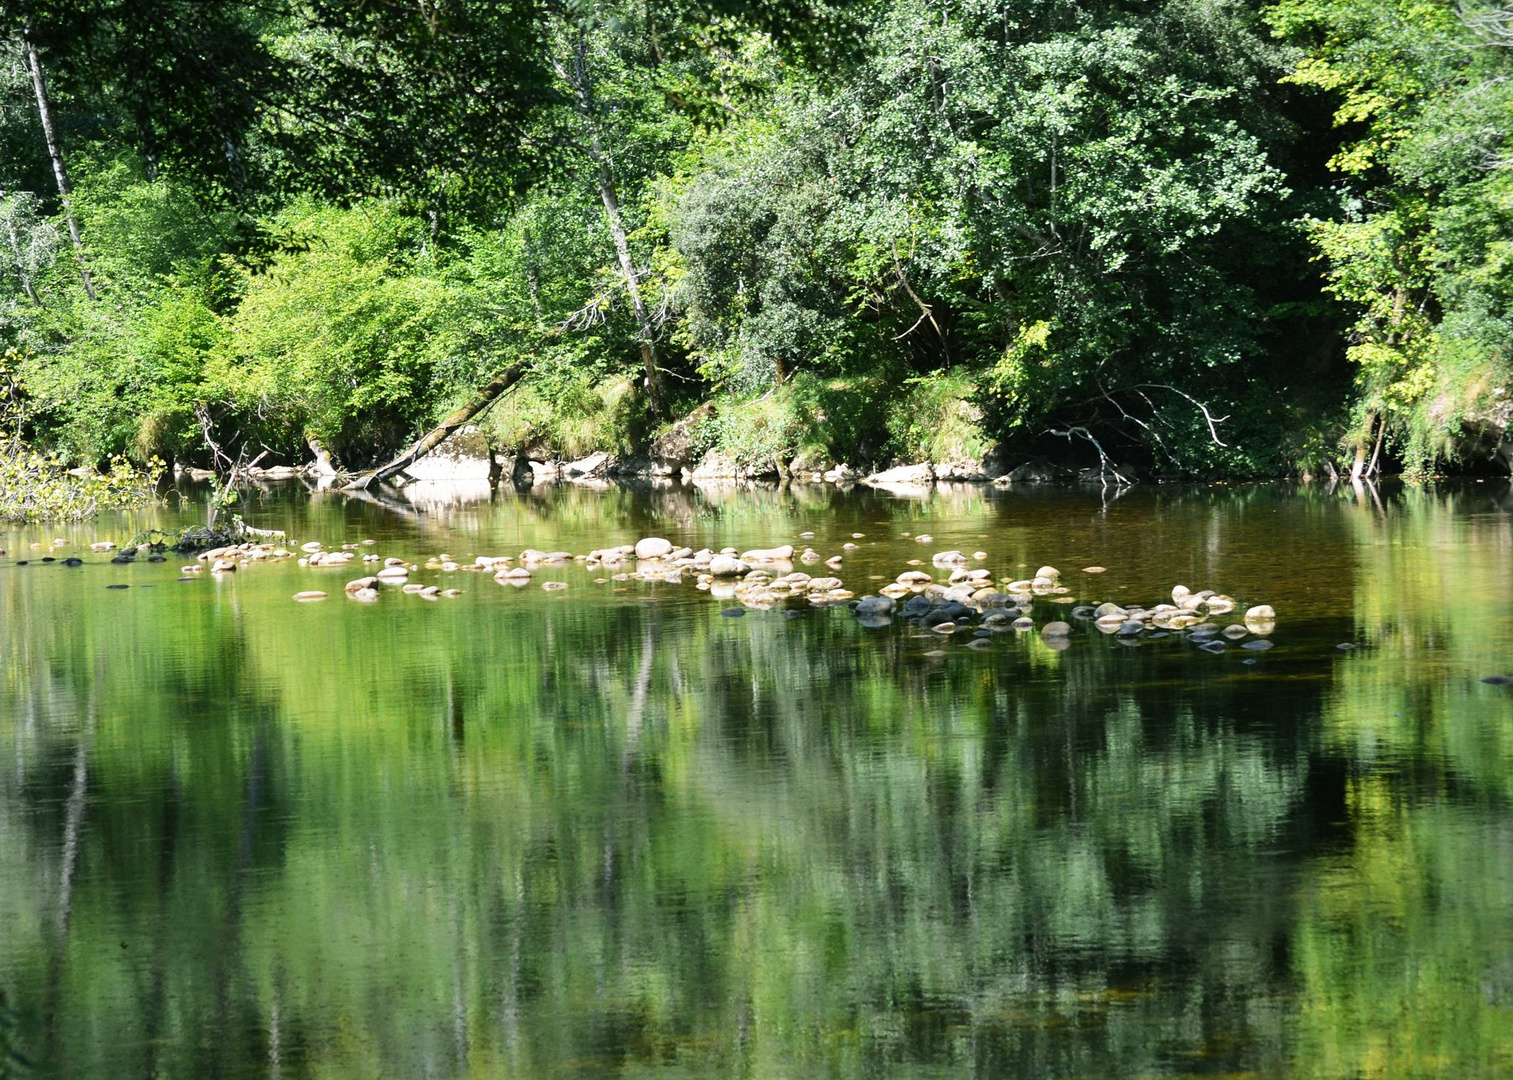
[1367,415,1387,478]
[23,24,96,301]
[307,437,338,477]
[558,35,671,421]
[1349,412,1377,482]
[589,136,671,421]
[342,363,526,490]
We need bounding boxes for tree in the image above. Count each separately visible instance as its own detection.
[1268,0,1513,475]
[18,15,91,297]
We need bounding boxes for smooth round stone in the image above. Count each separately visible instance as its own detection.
[1245,604,1276,620]
[635,537,674,560]
[62,557,83,566]
[709,554,748,577]
[110,555,132,564]
[1082,566,1106,573]
[1480,675,1513,685]
[351,588,379,602]
[1041,621,1071,637]
[720,608,745,618]
[1242,639,1274,651]
[1012,617,1034,632]
[542,581,568,591]
[293,591,327,602]
[1336,642,1357,650]
[105,584,129,590]
[1222,624,1249,640]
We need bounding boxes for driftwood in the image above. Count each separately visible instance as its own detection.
[342,362,526,491]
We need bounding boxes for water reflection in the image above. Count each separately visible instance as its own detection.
[1,480,1511,1078]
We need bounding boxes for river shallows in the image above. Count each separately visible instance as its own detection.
[3,480,1512,1078]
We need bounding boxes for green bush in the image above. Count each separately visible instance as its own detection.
[0,448,161,522]
[486,374,646,460]
[213,200,501,463]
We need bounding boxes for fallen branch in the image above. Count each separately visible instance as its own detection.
[342,362,526,491]
[1046,425,1135,487]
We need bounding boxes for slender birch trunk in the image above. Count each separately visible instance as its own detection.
[22,22,96,300]
[560,36,672,421]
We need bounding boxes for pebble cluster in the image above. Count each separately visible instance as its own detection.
[19,533,1513,680]
[9,532,1287,655]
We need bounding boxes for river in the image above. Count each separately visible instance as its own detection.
[2,479,1511,1078]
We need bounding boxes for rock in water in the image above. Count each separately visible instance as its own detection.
[634,537,674,560]
[741,545,795,561]
[708,554,748,577]
[293,591,327,602]
[1481,675,1513,686]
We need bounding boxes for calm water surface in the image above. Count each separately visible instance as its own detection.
[3,479,1512,1079]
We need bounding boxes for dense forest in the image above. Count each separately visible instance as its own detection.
[0,0,1509,481]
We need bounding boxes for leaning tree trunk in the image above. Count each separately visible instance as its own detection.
[23,23,96,301]
[588,135,671,422]
[342,363,526,491]
[557,34,671,422]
